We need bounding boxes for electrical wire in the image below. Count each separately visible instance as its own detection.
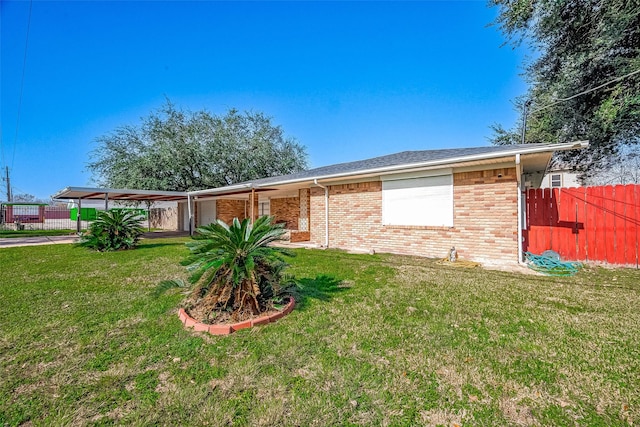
[529,68,640,115]
[11,0,34,170]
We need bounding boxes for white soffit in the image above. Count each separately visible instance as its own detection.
[520,152,554,174]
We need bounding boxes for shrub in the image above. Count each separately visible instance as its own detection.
[79,209,144,251]
[160,216,295,320]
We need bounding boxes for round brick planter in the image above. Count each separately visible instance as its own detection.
[177,297,295,336]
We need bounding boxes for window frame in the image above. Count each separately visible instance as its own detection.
[258,200,270,217]
[381,170,454,227]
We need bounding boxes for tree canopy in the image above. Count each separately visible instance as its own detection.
[585,145,640,185]
[11,193,48,204]
[87,102,308,191]
[488,0,640,175]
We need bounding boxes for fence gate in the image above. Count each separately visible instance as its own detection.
[524,185,640,267]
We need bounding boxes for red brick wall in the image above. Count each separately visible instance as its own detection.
[290,231,310,242]
[216,199,246,225]
[309,168,519,264]
[270,197,300,230]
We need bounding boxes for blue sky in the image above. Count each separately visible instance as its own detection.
[1,1,528,200]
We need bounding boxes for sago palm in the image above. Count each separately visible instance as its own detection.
[182,216,294,317]
[79,209,145,251]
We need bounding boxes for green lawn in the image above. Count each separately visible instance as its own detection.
[1,239,638,426]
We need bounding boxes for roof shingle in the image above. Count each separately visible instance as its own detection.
[246,143,550,186]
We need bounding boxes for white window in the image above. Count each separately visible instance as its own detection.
[382,173,453,227]
[258,201,270,216]
[551,174,562,188]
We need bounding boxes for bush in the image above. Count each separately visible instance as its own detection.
[79,210,144,251]
[159,216,295,321]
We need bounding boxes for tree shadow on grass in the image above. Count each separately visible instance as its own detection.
[291,274,350,311]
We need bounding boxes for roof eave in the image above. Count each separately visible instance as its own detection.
[253,141,589,188]
[187,183,253,197]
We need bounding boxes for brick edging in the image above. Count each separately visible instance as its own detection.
[177,297,295,335]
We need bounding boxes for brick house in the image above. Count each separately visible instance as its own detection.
[179,142,587,266]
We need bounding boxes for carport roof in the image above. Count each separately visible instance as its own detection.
[52,187,188,202]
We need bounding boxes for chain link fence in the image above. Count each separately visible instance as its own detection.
[1,203,179,232]
[0,204,79,231]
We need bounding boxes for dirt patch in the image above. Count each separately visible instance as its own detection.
[499,396,537,426]
[184,298,288,325]
[420,408,467,426]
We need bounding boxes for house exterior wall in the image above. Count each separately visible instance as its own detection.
[309,167,519,264]
[298,189,310,232]
[525,170,581,189]
[270,197,300,230]
[149,206,178,230]
[197,200,217,226]
[310,187,327,246]
[216,199,246,224]
[540,170,581,189]
[177,202,189,231]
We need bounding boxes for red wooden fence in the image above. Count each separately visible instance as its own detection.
[524,185,640,267]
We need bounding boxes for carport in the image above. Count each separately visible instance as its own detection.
[52,186,189,232]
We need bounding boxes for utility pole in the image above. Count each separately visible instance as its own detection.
[520,100,531,145]
[4,167,11,202]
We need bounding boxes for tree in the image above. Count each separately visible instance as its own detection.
[87,102,308,191]
[584,145,640,185]
[488,0,640,177]
[12,193,49,204]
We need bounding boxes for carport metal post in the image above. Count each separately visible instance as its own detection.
[187,193,193,236]
[76,198,82,233]
[146,201,151,232]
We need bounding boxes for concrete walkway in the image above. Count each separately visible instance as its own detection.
[0,230,190,249]
[0,235,79,248]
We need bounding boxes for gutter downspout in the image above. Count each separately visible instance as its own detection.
[517,101,531,265]
[516,154,524,264]
[313,179,329,248]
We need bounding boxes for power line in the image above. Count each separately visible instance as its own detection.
[529,68,640,115]
[11,0,34,170]
[521,67,640,143]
